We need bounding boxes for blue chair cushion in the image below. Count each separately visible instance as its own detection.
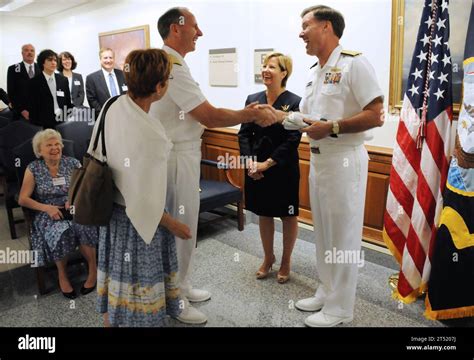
[199,179,241,213]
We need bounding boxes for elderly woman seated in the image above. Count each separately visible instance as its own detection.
[18,129,98,299]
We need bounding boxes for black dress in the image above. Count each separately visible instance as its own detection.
[238,90,302,217]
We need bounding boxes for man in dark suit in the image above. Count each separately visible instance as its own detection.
[28,49,73,129]
[86,48,127,118]
[7,44,40,120]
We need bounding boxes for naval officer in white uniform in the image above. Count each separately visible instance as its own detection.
[282,5,384,327]
[151,7,277,325]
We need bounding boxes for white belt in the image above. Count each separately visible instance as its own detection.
[171,140,202,153]
[310,143,364,155]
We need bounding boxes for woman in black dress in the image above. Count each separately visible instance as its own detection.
[238,52,301,284]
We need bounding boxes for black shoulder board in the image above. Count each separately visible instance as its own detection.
[310,61,318,69]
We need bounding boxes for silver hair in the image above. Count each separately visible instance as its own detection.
[32,129,63,158]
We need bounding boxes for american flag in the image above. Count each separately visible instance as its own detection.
[383,0,453,303]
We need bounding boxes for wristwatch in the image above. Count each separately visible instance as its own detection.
[321,118,338,138]
[331,121,340,136]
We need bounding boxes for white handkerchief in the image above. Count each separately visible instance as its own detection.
[283,112,308,130]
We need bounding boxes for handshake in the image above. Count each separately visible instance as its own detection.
[245,101,280,127]
[245,104,315,130]
[243,104,335,141]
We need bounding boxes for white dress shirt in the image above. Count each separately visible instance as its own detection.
[24,61,35,77]
[149,45,206,144]
[43,71,61,115]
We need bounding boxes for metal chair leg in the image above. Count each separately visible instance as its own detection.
[6,205,17,239]
[35,267,47,295]
[237,201,244,231]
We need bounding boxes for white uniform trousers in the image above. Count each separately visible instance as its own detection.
[166,140,202,294]
[309,144,368,318]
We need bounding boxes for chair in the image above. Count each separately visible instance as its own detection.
[199,159,244,231]
[0,115,10,128]
[56,120,94,161]
[0,122,42,238]
[12,138,76,295]
[0,117,13,196]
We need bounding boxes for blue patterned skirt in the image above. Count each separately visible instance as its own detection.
[31,213,98,267]
[97,205,182,327]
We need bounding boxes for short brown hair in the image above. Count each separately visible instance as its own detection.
[99,47,114,57]
[301,5,345,39]
[263,52,293,88]
[124,49,172,98]
[157,7,187,40]
[57,51,77,71]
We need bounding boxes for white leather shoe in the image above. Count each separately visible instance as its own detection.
[185,288,211,303]
[295,297,324,312]
[304,312,353,327]
[174,301,208,325]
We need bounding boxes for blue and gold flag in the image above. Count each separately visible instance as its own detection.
[425,0,474,320]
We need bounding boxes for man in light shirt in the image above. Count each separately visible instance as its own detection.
[85,48,127,118]
[151,7,277,325]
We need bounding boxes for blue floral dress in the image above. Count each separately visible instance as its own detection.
[97,205,182,327]
[28,156,98,266]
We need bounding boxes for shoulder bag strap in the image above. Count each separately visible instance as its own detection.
[92,95,121,157]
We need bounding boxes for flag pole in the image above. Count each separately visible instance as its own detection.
[417,0,438,149]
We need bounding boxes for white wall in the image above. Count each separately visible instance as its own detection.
[1,0,396,148]
[0,14,47,91]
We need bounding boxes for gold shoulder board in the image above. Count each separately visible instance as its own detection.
[167,54,182,66]
[341,50,362,57]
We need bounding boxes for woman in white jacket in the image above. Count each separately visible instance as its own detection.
[91,49,192,327]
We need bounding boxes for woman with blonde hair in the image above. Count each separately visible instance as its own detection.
[238,52,302,284]
[18,129,98,299]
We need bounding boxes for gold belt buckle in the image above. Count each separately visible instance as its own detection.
[311,147,320,154]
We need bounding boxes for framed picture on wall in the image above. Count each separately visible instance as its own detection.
[389,0,470,114]
[98,25,150,71]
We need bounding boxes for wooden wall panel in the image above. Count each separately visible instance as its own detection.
[201,128,393,248]
[364,172,390,230]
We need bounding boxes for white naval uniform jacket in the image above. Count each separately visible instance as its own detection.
[299,44,384,149]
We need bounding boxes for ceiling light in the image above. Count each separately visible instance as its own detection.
[0,0,34,12]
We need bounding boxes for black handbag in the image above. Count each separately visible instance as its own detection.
[68,96,120,225]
